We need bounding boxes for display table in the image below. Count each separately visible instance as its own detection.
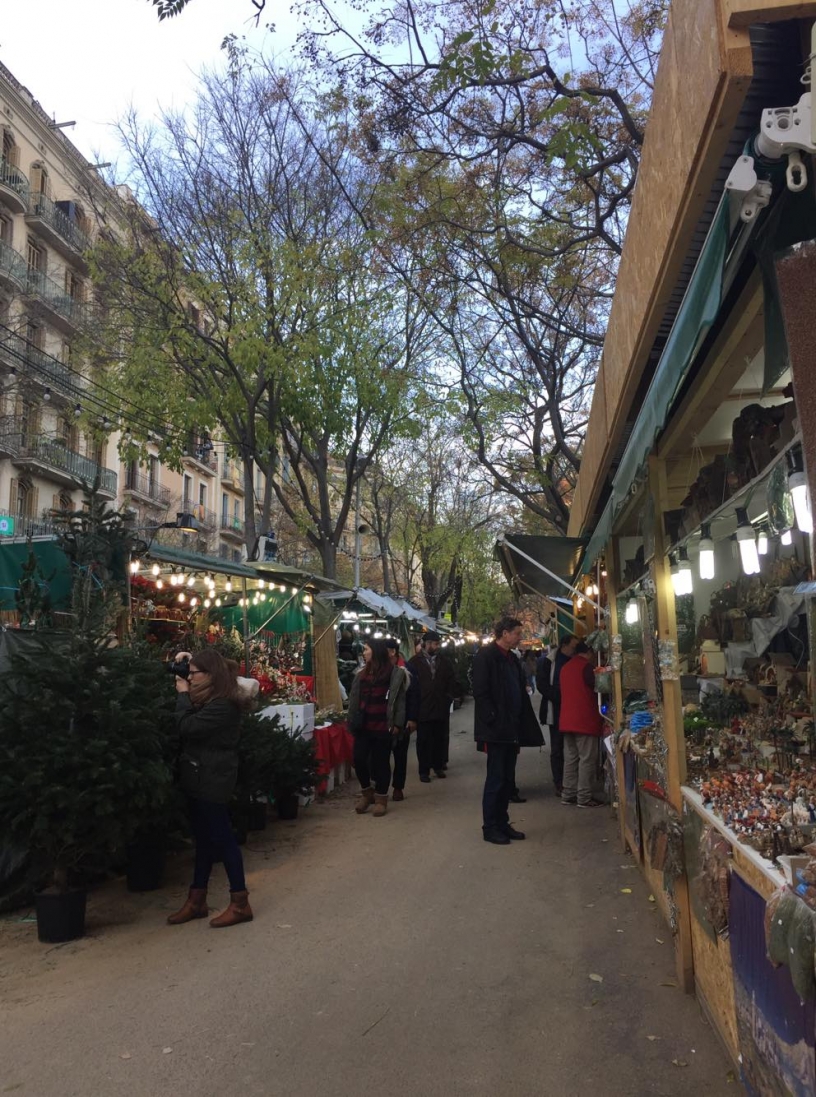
[293,675,315,698]
[313,721,354,794]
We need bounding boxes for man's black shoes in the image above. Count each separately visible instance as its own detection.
[483,827,511,845]
[419,774,431,783]
[434,770,447,778]
[501,824,526,840]
[509,792,527,804]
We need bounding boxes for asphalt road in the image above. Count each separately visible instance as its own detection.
[0,700,741,1097]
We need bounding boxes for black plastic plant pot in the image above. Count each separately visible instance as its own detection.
[126,843,167,892]
[35,889,87,943]
[276,793,299,821]
[248,800,268,831]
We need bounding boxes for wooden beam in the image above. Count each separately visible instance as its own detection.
[650,456,695,993]
[726,0,816,27]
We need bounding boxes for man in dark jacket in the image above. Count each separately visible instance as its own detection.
[536,634,579,794]
[473,616,543,845]
[408,631,457,782]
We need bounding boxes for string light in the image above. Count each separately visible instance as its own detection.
[156,579,163,589]
[187,576,195,588]
[676,547,693,595]
[258,579,265,589]
[178,592,186,603]
[736,508,760,575]
[151,564,160,577]
[129,560,140,574]
[190,597,198,607]
[215,598,222,607]
[225,580,232,592]
[698,523,715,580]
[757,526,770,556]
[204,598,211,608]
[625,598,639,625]
[789,469,813,534]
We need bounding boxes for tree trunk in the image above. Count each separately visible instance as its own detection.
[242,458,258,552]
[320,539,337,580]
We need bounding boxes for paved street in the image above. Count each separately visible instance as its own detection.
[0,701,740,1097]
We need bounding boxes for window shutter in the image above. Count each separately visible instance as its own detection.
[28,166,42,195]
[30,486,39,519]
[8,477,16,513]
[52,493,61,514]
[6,142,20,168]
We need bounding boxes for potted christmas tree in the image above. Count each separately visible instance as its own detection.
[0,492,176,940]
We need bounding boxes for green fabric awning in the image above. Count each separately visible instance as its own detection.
[0,540,73,611]
[579,499,614,574]
[496,534,588,599]
[609,197,732,518]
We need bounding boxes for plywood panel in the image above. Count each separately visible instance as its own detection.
[691,907,740,1060]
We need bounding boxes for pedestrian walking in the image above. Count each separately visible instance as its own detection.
[408,631,457,782]
[559,640,605,808]
[168,649,255,929]
[536,634,579,794]
[472,617,543,845]
[347,639,408,817]
[386,639,419,801]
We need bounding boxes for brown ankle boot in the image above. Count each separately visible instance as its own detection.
[392,788,404,802]
[355,787,375,814]
[167,888,208,925]
[209,890,253,928]
[372,794,388,817]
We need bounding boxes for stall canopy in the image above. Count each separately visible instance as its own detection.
[321,588,437,629]
[143,543,341,591]
[496,534,588,600]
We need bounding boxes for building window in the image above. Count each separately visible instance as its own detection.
[0,215,11,245]
[182,475,192,510]
[16,479,32,518]
[26,236,44,274]
[148,456,158,496]
[232,549,241,563]
[61,341,71,363]
[65,270,83,302]
[221,492,228,521]
[198,482,206,508]
[26,320,43,351]
[58,491,72,513]
[233,499,240,522]
[2,130,19,165]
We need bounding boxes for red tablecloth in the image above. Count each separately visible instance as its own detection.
[313,721,353,792]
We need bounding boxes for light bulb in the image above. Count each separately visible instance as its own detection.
[625,599,639,625]
[178,592,186,603]
[789,471,813,534]
[736,509,760,575]
[757,529,769,556]
[258,579,265,589]
[677,548,693,595]
[260,592,266,601]
[781,529,793,546]
[190,597,198,607]
[353,624,360,632]
[129,560,140,574]
[156,579,163,589]
[238,598,245,607]
[698,524,715,581]
[215,598,221,607]
[304,604,312,613]
[204,598,211,608]
[225,580,232,592]
[151,564,160,577]
[187,576,195,588]
[303,594,312,604]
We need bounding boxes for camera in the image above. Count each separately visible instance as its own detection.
[168,656,191,679]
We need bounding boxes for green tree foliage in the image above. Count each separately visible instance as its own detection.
[89,65,430,577]
[0,493,176,892]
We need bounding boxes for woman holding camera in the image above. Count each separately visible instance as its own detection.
[347,638,408,817]
[167,649,254,929]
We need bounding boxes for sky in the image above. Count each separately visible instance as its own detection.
[0,0,301,168]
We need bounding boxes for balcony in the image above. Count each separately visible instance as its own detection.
[23,267,90,335]
[25,193,90,266]
[0,428,117,496]
[123,471,173,509]
[182,444,218,477]
[0,508,57,540]
[0,239,28,292]
[0,157,29,215]
[220,514,245,540]
[190,503,217,529]
[220,460,245,493]
[0,329,80,396]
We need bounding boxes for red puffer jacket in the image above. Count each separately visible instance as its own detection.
[558,656,603,736]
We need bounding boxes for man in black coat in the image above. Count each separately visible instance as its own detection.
[408,631,457,782]
[536,634,579,794]
[473,616,543,845]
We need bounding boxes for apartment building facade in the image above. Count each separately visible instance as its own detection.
[0,62,255,562]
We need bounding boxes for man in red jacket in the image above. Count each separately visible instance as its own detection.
[558,640,604,807]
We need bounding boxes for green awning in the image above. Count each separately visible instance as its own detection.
[143,543,339,590]
[496,534,588,599]
[0,540,73,611]
[609,197,732,518]
[580,499,613,574]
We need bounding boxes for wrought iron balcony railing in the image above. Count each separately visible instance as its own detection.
[0,428,117,494]
[0,157,29,209]
[27,192,90,256]
[123,471,173,507]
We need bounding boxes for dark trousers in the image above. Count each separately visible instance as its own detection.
[417,718,449,776]
[391,732,410,791]
[482,742,517,830]
[550,730,565,787]
[188,797,246,893]
[353,730,392,795]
